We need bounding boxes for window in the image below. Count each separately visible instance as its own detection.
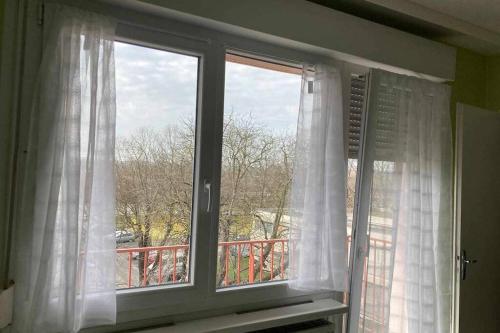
[113,45,307,293]
[216,54,302,288]
[347,71,402,331]
[354,80,399,332]
[114,41,199,289]
[110,20,340,323]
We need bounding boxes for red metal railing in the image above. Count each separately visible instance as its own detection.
[218,239,288,286]
[116,239,289,288]
[116,244,189,288]
[360,236,392,330]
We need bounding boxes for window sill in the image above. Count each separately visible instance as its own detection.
[130,299,347,333]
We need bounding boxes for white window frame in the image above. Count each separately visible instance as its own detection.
[112,23,216,322]
[92,8,346,330]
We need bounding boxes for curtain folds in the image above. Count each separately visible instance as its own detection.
[289,64,348,292]
[12,5,117,333]
[354,69,452,333]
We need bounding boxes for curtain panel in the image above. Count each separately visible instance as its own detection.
[11,5,117,333]
[351,69,452,333]
[289,64,348,292]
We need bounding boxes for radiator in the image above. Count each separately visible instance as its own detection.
[249,318,335,332]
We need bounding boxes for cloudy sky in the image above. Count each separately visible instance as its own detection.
[115,41,302,139]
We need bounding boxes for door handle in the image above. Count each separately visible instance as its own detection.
[460,250,478,281]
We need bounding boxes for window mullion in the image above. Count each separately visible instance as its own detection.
[192,41,227,296]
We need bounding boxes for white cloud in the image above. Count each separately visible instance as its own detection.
[114,42,302,139]
[115,42,198,139]
[224,62,301,135]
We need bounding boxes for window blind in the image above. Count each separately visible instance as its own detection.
[348,74,400,161]
[372,84,398,161]
[348,75,366,159]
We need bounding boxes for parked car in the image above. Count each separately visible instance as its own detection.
[115,230,136,243]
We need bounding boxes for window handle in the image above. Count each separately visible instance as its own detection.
[204,180,211,213]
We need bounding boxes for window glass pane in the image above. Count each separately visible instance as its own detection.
[346,158,358,252]
[114,42,198,289]
[217,54,301,288]
[359,160,395,331]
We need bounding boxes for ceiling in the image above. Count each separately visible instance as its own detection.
[409,0,500,35]
[308,0,500,55]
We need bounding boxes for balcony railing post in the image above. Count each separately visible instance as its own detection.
[173,248,177,283]
[158,250,163,284]
[143,250,148,287]
[280,240,285,279]
[237,244,241,284]
[259,242,263,282]
[127,252,132,288]
[270,242,274,280]
[249,244,254,283]
[224,245,229,286]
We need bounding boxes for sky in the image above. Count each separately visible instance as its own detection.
[114,41,302,139]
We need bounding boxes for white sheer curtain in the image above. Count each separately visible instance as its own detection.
[352,69,452,333]
[289,64,348,292]
[12,5,117,333]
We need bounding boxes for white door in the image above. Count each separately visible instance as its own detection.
[455,104,500,333]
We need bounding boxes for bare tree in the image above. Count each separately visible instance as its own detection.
[115,114,296,287]
[116,125,195,285]
[217,114,295,285]
[247,136,294,282]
